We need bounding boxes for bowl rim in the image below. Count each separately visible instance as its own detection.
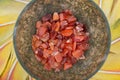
[13,0,111,80]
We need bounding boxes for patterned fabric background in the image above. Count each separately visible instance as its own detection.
[0,0,120,80]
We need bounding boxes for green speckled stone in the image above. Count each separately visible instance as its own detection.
[13,0,111,80]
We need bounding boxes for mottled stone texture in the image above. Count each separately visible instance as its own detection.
[14,0,110,80]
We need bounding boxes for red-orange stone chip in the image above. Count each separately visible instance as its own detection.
[36,21,42,29]
[53,12,59,21]
[64,63,72,70]
[38,27,47,36]
[72,50,83,59]
[32,10,89,72]
[61,29,73,37]
[55,53,62,63]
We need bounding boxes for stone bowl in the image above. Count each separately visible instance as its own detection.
[13,0,111,80]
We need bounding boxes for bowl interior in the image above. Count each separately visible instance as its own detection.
[13,0,111,80]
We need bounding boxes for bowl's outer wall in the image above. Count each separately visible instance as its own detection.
[13,0,111,80]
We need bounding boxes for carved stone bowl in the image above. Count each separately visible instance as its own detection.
[13,0,111,80]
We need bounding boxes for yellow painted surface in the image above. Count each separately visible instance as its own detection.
[0,41,12,76]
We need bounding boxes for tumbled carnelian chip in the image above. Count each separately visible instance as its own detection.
[38,27,47,36]
[64,63,72,70]
[72,50,83,59]
[61,29,73,37]
[55,53,63,63]
[36,21,42,29]
[54,21,60,32]
[53,12,59,21]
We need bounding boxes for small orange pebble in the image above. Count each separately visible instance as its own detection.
[59,13,64,21]
[72,50,83,59]
[41,43,48,49]
[67,16,77,23]
[44,62,51,71]
[36,21,42,29]
[38,27,47,36]
[60,20,68,28]
[62,49,69,57]
[45,21,52,28]
[53,12,59,21]
[55,53,62,63]
[34,40,42,48]
[43,49,50,58]
[65,43,73,51]
[74,35,85,42]
[61,29,73,37]
[65,26,74,29]
[54,21,60,32]
[73,41,76,51]
[32,35,38,42]
[64,63,72,70]
[41,58,48,64]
